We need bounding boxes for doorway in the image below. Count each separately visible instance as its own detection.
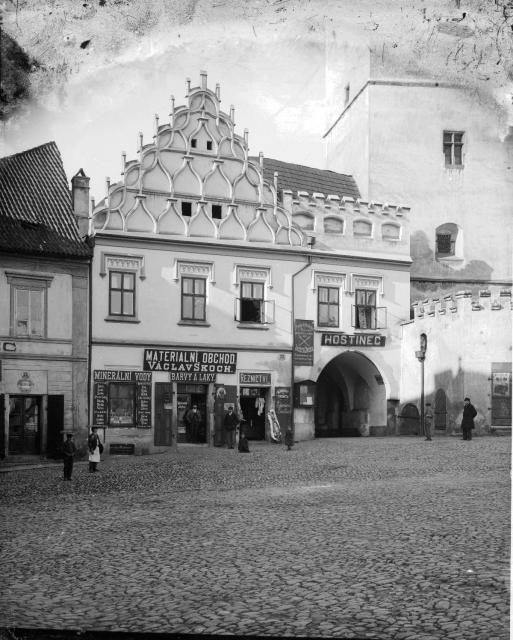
[9,395,41,454]
[177,384,207,443]
[239,387,268,440]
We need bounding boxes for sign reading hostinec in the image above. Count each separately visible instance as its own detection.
[143,349,237,373]
[321,333,386,347]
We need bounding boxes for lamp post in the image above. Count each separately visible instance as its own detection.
[415,333,427,437]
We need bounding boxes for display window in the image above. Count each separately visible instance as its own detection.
[109,382,136,426]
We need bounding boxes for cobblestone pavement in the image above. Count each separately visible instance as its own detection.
[0,436,510,639]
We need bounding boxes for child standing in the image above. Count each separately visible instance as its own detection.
[62,433,76,480]
[284,428,294,451]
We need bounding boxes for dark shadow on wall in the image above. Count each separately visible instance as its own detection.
[398,361,504,436]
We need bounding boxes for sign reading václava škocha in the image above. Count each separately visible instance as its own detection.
[143,349,237,372]
[321,333,386,347]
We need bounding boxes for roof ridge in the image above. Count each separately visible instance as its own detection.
[254,156,356,180]
[0,140,58,164]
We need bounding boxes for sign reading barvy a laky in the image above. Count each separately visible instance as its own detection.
[321,333,386,347]
[144,349,237,373]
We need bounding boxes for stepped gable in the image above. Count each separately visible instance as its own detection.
[255,157,360,202]
[91,72,304,247]
[0,142,91,258]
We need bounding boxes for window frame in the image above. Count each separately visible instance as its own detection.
[6,273,53,339]
[181,276,207,322]
[443,130,464,167]
[108,270,136,318]
[352,288,387,330]
[239,280,265,324]
[317,285,340,328]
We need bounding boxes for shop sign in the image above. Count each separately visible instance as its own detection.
[275,387,292,414]
[17,372,33,393]
[293,319,314,366]
[321,333,386,347]
[143,349,237,373]
[239,372,272,385]
[169,371,217,383]
[109,443,135,455]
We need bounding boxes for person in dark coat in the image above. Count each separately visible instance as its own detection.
[223,406,239,449]
[62,433,76,480]
[284,428,294,451]
[461,397,478,440]
[183,405,202,442]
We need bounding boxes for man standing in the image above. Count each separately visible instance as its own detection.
[62,432,76,480]
[424,403,433,441]
[223,406,239,449]
[184,404,202,443]
[461,397,478,440]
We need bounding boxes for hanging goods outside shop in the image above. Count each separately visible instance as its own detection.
[268,409,282,442]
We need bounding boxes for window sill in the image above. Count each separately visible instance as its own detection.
[177,320,211,327]
[444,164,464,170]
[104,316,141,323]
[236,323,270,330]
[436,255,464,263]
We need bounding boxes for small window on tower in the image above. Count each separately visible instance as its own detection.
[191,139,197,149]
[212,204,222,219]
[206,140,213,151]
[181,202,192,216]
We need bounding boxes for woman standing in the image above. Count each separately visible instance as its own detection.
[88,427,102,472]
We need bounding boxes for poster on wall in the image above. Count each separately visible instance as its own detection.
[293,320,314,366]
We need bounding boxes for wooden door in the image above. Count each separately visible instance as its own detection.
[154,383,173,446]
[434,389,447,430]
[47,395,65,458]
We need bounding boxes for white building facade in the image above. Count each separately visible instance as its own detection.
[88,73,412,453]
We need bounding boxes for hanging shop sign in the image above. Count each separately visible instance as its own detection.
[293,319,314,366]
[143,349,237,379]
[321,333,386,347]
[92,370,152,428]
[275,387,292,414]
[239,372,272,385]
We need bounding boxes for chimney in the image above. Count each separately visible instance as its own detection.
[71,169,90,238]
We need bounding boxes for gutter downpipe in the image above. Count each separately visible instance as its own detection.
[290,251,313,438]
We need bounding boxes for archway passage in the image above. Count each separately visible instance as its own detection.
[315,351,387,437]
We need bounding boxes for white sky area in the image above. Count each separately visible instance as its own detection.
[2,23,329,201]
[1,1,511,202]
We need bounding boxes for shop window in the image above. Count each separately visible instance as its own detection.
[443,131,464,167]
[352,289,386,329]
[181,201,192,216]
[318,286,339,327]
[109,271,135,317]
[109,382,136,427]
[435,223,463,260]
[212,204,222,219]
[181,277,206,321]
[6,272,53,339]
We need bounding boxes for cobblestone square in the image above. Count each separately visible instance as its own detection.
[1,436,510,639]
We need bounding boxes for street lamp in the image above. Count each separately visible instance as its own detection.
[415,333,427,437]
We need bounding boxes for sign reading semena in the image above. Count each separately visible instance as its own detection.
[143,349,237,373]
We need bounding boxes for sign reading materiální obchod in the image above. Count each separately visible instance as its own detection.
[143,349,237,373]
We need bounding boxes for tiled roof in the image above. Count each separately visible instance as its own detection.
[254,157,360,201]
[0,142,91,258]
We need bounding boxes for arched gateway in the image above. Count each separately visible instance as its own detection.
[315,351,387,437]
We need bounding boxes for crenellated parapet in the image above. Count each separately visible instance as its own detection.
[408,288,512,321]
[90,72,304,247]
[282,190,410,255]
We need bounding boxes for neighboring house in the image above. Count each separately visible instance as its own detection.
[88,72,411,451]
[323,40,513,303]
[0,142,92,459]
